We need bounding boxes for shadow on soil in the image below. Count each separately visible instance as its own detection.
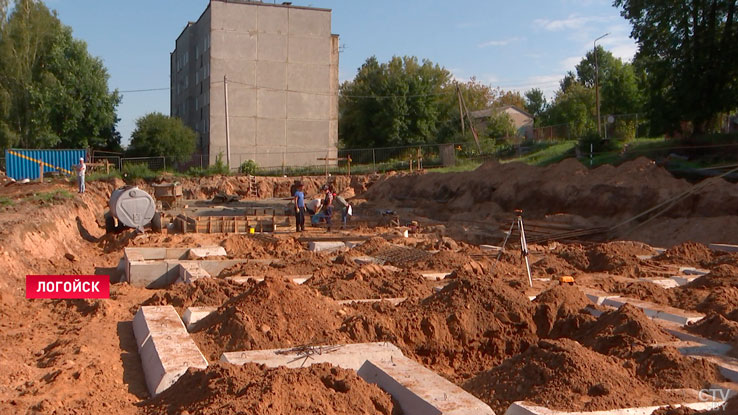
[117,321,149,400]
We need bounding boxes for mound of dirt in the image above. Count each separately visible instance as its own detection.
[406,250,474,270]
[350,237,391,256]
[192,277,348,360]
[141,278,249,312]
[686,313,738,343]
[305,264,433,300]
[341,277,538,381]
[687,265,738,289]
[533,284,592,337]
[633,346,725,390]
[582,241,655,276]
[655,242,714,267]
[566,304,675,356]
[143,362,398,415]
[464,339,682,414]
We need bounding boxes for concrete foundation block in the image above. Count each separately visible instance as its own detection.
[182,306,218,332]
[188,246,228,259]
[177,263,212,284]
[640,278,680,289]
[221,342,404,370]
[480,245,502,252]
[709,243,738,253]
[308,241,347,252]
[358,356,495,415]
[132,306,208,396]
[679,267,709,276]
[601,297,704,325]
[354,256,384,265]
[420,272,452,281]
[503,398,725,415]
[669,275,700,286]
[336,298,406,306]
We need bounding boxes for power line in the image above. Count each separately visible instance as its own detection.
[118,87,170,93]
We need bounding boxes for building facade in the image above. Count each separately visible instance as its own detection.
[171,0,339,169]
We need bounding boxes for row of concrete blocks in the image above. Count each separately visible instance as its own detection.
[133,306,495,414]
[582,288,704,325]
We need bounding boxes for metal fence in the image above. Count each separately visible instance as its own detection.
[121,156,166,171]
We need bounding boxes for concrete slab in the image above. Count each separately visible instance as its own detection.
[600,296,704,325]
[132,306,208,396]
[182,306,217,332]
[639,278,679,289]
[188,246,228,259]
[636,254,656,260]
[420,272,452,281]
[709,243,738,253]
[480,245,502,252]
[336,298,406,306]
[177,263,211,284]
[221,342,404,370]
[125,257,251,288]
[679,267,709,276]
[503,396,725,415]
[358,356,496,415]
[580,288,620,305]
[354,256,384,265]
[669,275,700,286]
[308,241,347,252]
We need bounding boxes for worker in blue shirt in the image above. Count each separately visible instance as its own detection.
[293,182,305,232]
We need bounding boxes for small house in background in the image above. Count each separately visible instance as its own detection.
[470,105,534,139]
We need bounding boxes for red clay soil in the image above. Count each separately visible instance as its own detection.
[463,339,686,414]
[192,277,349,361]
[533,284,592,337]
[305,264,434,300]
[141,278,250,313]
[142,362,399,415]
[553,303,675,357]
[406,250,476,270]
[655,241,715,267]
[341,277,539,382]
[220,234,306,259]
[633,345,726,390]
[686,313,738,343]
[687,265,738,289]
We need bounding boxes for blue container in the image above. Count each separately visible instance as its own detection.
[5,149,87,180]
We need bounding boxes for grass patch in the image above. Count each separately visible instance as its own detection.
[122,163,158,180]
[0,196,14,207]
[28,189,75,204]
[505,141,577,166]
[430,160,483,173]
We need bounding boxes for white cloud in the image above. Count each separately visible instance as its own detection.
[478,37,524,48]
[533,14,611,31]
[560,56,581,70]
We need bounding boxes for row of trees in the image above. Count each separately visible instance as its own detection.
[0,0,121,151]
[340,1,738,148]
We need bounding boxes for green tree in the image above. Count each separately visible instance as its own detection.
[546,83,596,138]
[575,46,619,88]
[486,111,516,139]
[493,89,526,109]
[524,88,547,120]
[128,113,196,163]
[339,56,452,148]
[436,77,494,143]
[0,0,120,150]
[615,0,738,135]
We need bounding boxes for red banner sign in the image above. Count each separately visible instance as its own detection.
[26,275,110,299]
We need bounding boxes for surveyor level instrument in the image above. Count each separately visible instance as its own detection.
[494,209,533,287]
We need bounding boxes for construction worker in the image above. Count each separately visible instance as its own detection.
[76,157,86,194]
[293,182,305,232]
[321,184,334,232]
[334,195,352,229]
[305,197,323,215]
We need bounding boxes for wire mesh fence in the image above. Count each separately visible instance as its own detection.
[121,156,166,171]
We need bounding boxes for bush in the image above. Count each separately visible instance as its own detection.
[185,153,230,177]
[613,120,636,141]
[122,163,157,180]
[239,159,258,175]
[578,130,619,154]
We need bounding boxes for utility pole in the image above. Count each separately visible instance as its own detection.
[224,74,231,170]
[594,33,609,137]
[456,82,465,136]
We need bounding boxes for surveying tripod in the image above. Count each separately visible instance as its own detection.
[494,209,533,287]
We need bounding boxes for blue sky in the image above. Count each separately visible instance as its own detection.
[47,0,637,145]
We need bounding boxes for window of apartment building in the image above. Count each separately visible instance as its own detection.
[195,96,199,110]
[196,70,200,85]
